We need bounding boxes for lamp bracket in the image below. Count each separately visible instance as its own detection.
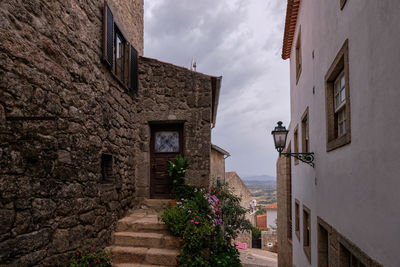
[281,152,315,168]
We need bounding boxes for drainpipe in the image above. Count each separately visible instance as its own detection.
[223,154,230,185]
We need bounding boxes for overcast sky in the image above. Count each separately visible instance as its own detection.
[144,0,290,178]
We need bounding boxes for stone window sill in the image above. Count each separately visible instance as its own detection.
[327,132,351,152]
[304,245,311,263]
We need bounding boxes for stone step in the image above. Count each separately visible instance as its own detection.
[116,215,169,233]
[142,199,172,210]
[115,264,169,267]
[113,232,180,249]
[110,246,179,266]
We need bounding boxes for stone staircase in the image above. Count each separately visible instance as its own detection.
[109,199,181,267]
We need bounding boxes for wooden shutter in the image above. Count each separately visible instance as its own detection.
[103,1,114,68]
[129,45,138,93]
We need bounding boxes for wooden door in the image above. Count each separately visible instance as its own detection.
[150,124,183,199]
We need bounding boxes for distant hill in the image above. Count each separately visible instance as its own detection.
[241,175,277,204]
[242,174,276,182]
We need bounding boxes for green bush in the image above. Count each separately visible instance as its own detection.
[252,226,262,240]
[161,157,252,266]
[69,246,112,267]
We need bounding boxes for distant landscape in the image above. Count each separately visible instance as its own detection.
[242,175,277,205]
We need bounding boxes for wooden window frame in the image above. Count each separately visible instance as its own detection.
[114,27,126,83]
[103,1,138,93]
[287,157,293,242]
[296,28,302,84]
[339,235,369,267]
[340,0,348,10]
[317,217,332,267]
[295,199,300,241]
[303,205,311,263]
[293,125,299,165]
[301,107,309,153]
[325,39,351,152]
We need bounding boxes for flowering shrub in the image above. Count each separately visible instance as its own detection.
[69,246,113,267]
[161,156,252,266]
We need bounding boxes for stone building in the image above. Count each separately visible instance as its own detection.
[265,202,277,230]
[277,0,400,266]
[0,0,221,265]
[210,143,230,184]
[225,172,252,248]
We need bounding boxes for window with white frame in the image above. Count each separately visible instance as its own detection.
[334,71,346,137]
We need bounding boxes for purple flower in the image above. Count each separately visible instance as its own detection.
[210,195,219,203]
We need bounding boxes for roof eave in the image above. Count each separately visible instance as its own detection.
[282,0,300,60]
[211,76,222,127]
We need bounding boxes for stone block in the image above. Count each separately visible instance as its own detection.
[0,209,15,234]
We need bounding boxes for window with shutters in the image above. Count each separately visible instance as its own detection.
[303,205,311,263]
[115,29,125,82]
[293,125,299,165]
[103,1,138,93]
[296,28,302,84]
[325,39,351,151]
[340,0,348,10]
[295,199,300,241]
[301,107,309,153]
[101,154,114,183]
[340,244,366,267]
[318,222,329,267]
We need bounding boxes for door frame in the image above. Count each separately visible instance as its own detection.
[149,122,184,199]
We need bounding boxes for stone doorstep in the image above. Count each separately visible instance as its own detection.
[115,264,169,267]
[142,199,172,210]
[109,246,179,266]
[113,232,180,249]
[116,215,169,233]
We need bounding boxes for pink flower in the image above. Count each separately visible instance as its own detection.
[194,221,199,225]
[190,219,194,223]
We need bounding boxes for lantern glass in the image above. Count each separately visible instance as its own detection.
[271,121,288,153]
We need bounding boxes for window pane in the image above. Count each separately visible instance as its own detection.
[116,36,121,58]
[341,108,346,121]
[341,74,345,89]
[335,94,340,109]
[335,80,340,93]
[339,123,344,136]
[341,88,346,102]
[155,131,179,152]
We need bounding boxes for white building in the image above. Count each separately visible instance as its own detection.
[265,203,277,230]
[277,0,400,266]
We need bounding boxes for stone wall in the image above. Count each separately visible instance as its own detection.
[210,147,225,183]
[236,231,252,249]
[107,0,144,55]
[277,155,292,267]
[0,0,214,265]
[134,56,213,196]
[225,172,251,211]
[261,231,277,253]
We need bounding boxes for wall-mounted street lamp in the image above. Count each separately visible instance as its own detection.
[271,121,315,167]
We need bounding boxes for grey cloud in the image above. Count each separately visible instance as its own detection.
[145,0,290,176]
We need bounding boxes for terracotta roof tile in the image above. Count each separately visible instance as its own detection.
[282,0,301,59]
[265,202,277,209]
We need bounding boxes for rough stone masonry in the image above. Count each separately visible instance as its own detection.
[0,0,218,265]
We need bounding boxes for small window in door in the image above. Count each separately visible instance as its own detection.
[155,131,179,152]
